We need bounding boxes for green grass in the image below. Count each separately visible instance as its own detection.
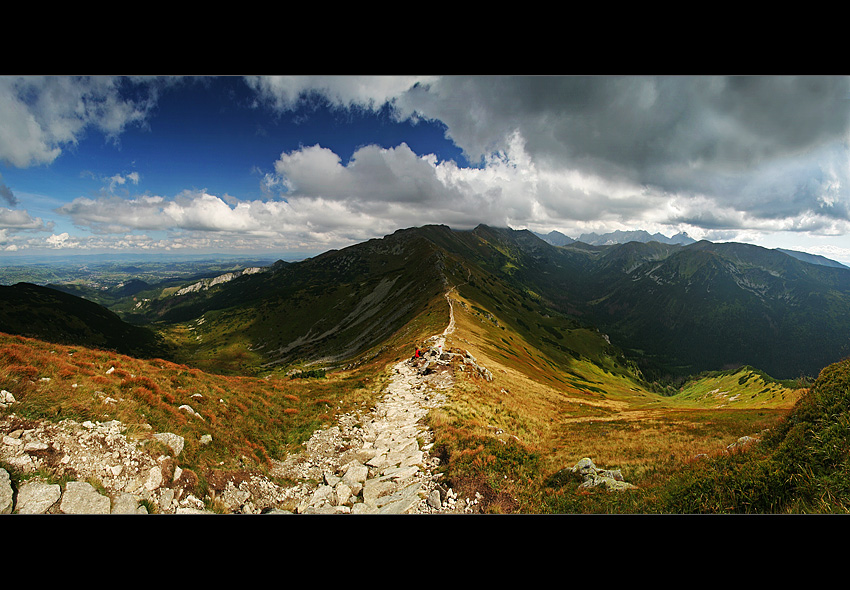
[538,359,850,514]
[674,366,804,409]
[422,285,819,514]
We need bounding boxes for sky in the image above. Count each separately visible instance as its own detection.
[3,75,850,264]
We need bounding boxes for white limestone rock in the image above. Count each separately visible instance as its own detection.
[0,468,13,514]
[60,481,111,514]
[111,492,143,514]
[153,432,184,456]
[15,481,61,514]
[145,466,163,491]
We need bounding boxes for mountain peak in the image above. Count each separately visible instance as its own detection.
[535,228,697,247]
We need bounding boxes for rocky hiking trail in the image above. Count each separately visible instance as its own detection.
[1,288,489,515]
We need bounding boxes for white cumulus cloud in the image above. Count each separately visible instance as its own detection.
[0,76,167,168]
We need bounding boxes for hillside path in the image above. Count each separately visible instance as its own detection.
[268,287,483,513]
[0,288,482,514]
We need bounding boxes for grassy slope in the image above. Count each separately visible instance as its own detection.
[0,225,826,514]
[675,366,804,409]
[423,274,809,513]
[145,230,452,376]
[655,358,850,513]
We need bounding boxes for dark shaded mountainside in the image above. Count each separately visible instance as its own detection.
[2,223,849,382]
[130,227,467,373]
[444,226,850,380]
[130,225,636,378]
[0,282,166,359]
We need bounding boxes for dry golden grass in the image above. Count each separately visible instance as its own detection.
[429,292,800,507]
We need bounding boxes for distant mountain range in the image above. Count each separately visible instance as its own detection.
[535,229,849,270]
[477,227,850,379]
[534,229,696,247]
[776,248,849,269]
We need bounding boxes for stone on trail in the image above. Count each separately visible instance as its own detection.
[111,492,144,514]
[335,482,353,507]
[308,484,335,508]
[377,482,423,514]
[382,465,419,481]
[60,481,111,514]
[145,466,163,491]
[342,462,369,494]
[15,481,61,514]
[1,468,14,514]
[362,478,396,507]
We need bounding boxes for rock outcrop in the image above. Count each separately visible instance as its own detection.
[0,416,203,514]
[416,344,493,382]
[174,267,263,297]
[570,457,638,491]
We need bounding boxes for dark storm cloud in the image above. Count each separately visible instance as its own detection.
[401,75,850,189]
[389,75,850,233]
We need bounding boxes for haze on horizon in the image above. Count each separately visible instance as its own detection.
[3,75,850,265]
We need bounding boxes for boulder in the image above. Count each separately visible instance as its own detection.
[0,468,13,514]
[153,432,184,456]
[111,492,144,514]
[0,389,15,407]
[144,466,163,491]
[60,481,111,514]
[342,462,368,495]
[570,457,637,491]
[377,481,423,514]
[15,481,61,514]
[427,489,442,509]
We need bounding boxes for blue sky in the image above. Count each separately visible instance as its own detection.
[4,75,850,264]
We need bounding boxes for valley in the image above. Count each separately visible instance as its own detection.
[2,224,848,514]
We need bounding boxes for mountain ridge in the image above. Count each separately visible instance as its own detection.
[5,223,841,515]
[442,225,850,379]
[534,228,849,270]
[6,223,849,381]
